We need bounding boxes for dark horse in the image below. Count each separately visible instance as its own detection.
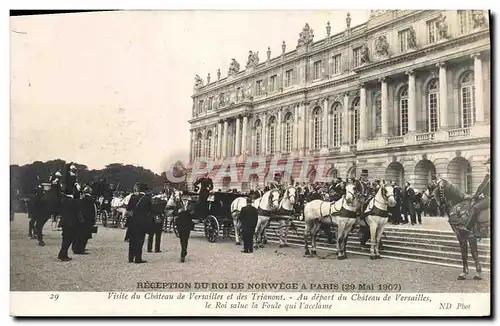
[430,179,490,280]
[28,186,60,246]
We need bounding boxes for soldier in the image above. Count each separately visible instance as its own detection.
[126,183,152,264]
[459,158,490,235]
[175,201,195,263]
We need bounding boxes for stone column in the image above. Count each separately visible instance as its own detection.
[299,103,306,156]
[293,104,299,151]
[359,84,367,140]
[189,130,195,163]
[437,62,448,129]
[235,116,241,156]
[341,92,350,152]
[472,53,484,123]
[262,113,268,155]
[321,97,329,152]
[200,129,206,157]
[380,77,389,136]
[242,114,248,155]
[217,122,222,158]
[277,109,282,154]
[406,70,417,133]
[222,119,228,158]
[211,125,216,158]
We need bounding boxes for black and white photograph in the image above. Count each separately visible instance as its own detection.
[9,8,491,317]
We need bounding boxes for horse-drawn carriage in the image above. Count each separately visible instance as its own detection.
[172,191,240,243]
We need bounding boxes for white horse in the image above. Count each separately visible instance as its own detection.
[164,189,183,231]
[230,196,249,245]
[363,181,397,259]
[110,193,132,228]
[253,189,281,247]
[303,183,361,258]
[274,186,298,248]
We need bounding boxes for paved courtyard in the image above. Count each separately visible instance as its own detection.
[10,214,489,293]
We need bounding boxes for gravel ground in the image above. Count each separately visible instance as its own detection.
[11,214,490,293]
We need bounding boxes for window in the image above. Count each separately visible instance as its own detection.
[208,97,213,111]
[329,168,339,179]
[312,107,322,150]
[205,131,213,157]
[269,75,277,92]
[353,47,362,68]
[399,86,409,136]
[351,98,360,144]
[399,29,409,52]
[460,71,475,128]
[284,113,293,152]
[313,60,323,80]
[285,69,293,87]
[332,54,341,75]
[458,10,473,34]
[256,80,263,96]
[198,100,204,114]
[330,103,343,147]
[195,133,203,158]
[465,165,472,194]
[235,88,241,102]
[374,93,382,135]
[427,19,441,44]
[268,116,277,154]
[254,120,262,156]
[427,79,439,132]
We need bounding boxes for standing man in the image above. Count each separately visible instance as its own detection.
[147,198,164,253]
[65,164,81,199]
[239,197,258,253]
[193,172,214,218]
[175,202,195,262]
[126,183,152,264]
[402,182,416,225]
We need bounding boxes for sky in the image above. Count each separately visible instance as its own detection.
[10,10,370,173]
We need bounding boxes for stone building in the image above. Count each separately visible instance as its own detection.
[187,10,490,193]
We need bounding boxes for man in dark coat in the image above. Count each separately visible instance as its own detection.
[147,197,165,253]
[389,182,403,224]
[175,202,195,262]
[64,164,81,200]
[402,182,416,225]
[126,183,152,264]
[460,158,491,234]
[193,173,214,218]
[72,186,96,254]
[239,197,258,253]
[57,197,80,261]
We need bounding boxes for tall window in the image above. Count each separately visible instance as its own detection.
[208,97,213,111]
[458,10,473,34]
[198,100,204,115]
[235,88,241,101]
[285,69,293,87]
[269,75,277,92]
[332,54,341,75]
[312,107,322,150]
[254,120,262,156]
[205,130,213,157]
[268,116,277,154]
[195,133,202,158]
[399,86,409,136]
[313,60,323,80]
[460,71,476,128]
[256,80,263,96]
[214,133,218,157]
[351,98,360,144]
[427,19,440,44]
[427,79,439,132]
[465,165,473,194]
[284,112,293,152]
[399,29,409,52]
[329,103,343,147]
[374,93,382,135]
[353,47,362,67]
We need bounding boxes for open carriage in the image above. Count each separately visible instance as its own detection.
[173,191,240,243]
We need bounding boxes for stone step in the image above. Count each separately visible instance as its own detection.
[382,235,490,249]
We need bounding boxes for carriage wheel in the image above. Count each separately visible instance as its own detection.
[204,215,219,243]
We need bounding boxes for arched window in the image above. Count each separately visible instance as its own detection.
[399,86,409,136]
[330,102,343,147]
[195,132,203,158]
[374,93,382,135]
[427,79,439,132]
[268,116,277,154]
[254,120,262,156]
[329,168,339,179]
[460,71,475,128]
[284,112,293,153]
[205,130,213,157]
[312,107,322,150]
[351,98,360,144]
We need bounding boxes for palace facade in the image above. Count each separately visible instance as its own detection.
[187,10,491,193]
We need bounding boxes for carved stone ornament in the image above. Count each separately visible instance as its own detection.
[194,74,204,89]
[346,13,351,29]
[374,35,390,57]
[472,10,487,29]
[228,58,240,76]
[246,83,253,100]
[282,41,286,54]
[360,45,370,64]
[297,23,314,47]
[408,26,418,49]
[246,51,260,68]
[217,69,221,80]
[436,13,449,39]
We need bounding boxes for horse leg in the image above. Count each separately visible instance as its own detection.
[36,217,47,246]
[28,217,36,239]
[310,221,322,256]
[254,218,262,248]
[336,218,345,260]
[233,214,241,245]
[367,216,377,260]
[342,219,356,259]
[374,218,388,259]
[469,236,482,280]
[304,222,311,256]
[457,236,469,280]
[262,219,269,245]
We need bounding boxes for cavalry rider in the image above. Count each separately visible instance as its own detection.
[64,164,81,199]
[459,158,491,235]
[193,172,214,217]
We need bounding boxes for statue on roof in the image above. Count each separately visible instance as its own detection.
[194,74,204,89]
[228,58,240,76]
[246,51,260,68]
[297,23,314,47]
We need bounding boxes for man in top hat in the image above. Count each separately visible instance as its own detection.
[125,182,152,263]
[193,172,213,217]
[239,197,259,253]
[459,158,491,235]
[175,201,195,262]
